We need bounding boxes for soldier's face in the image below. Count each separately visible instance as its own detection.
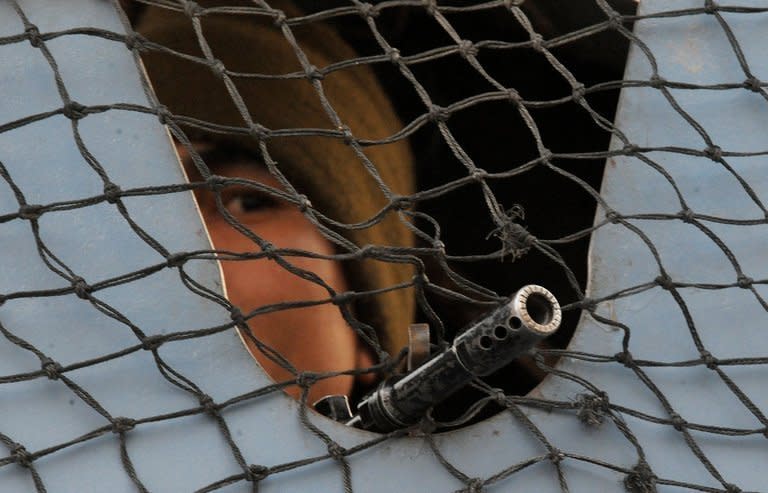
[177,142,373,405]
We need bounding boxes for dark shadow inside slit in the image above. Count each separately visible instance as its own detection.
[326,0,637,428]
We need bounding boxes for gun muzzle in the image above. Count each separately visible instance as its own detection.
[348,285,561,432]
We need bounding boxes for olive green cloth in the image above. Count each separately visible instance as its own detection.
[136,0,415,357]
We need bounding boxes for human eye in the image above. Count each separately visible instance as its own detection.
[222,188,279,216]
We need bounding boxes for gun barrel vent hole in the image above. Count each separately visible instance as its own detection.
[479,335,494,350]
[494,325,509,340]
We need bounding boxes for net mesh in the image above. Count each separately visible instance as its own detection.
[2,0,767,492]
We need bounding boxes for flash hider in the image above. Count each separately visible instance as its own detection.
[348,285,561,432]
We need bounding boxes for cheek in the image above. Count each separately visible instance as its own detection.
[206,212,359,401]
[216,214,348,306]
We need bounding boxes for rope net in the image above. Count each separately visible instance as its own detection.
[1,0,767,491]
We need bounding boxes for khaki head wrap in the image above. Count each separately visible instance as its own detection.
[136,1,415,357]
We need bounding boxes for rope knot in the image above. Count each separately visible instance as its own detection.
[703,0,718,14]
[428,105,450,123]
[529,33,545,52]
[458,39,478,58]
[605,210,621,224]
[124,33,145,51]
[615,351,634,367]
[572,83,587,101]
[206,174,227,191]
[26,25,42,48]
[62,101,87,120]
[338,125,355,145]
[71,277,91,299]
[724,485,742,493]
[209,59,227,78]
[669,412,686,431]
[273,11,287,27]
[332,291,355,306]
[327,442,346,460]
[737,275,753,289]
[229,307,246,327]
[576,392,609,426]
[623,143,639,154]
[18,204,43,221]
[505,88,522,105]
[678,208,695,223]
[41,357,62,380]
[11,444,32,468]
[655,274,674,291]
[182,0,203,17]
[548,448,565,464]
[422,0,437,16]
[305,65,324,82]
[704,145,723,161]
[413,415,437,435]
[649,75,666,89]
[296,372,319,389]
[744,77,763,93]
[466,477,484,493]
[624,461,656,493]
[492,389,508,406]
[248,123,270,141]
[607,10,623,28]
[246,464,270,482]
[387,48,401,64]
[155,104,172,125]
[470,168,487,181]
[261,242,278,261]
[700,351,718,370]
[103,183,122,204]
[111,417,136,434]
[166,252,188,268]
[198,394,217,415]
[141,334,164,351]
[412,273,429,287]
[296,194,312,213]
[359,244,377,258]
[391,195,414,210]
[487,206,533,260]
[580,297,598,312]
[358,2,378,18]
